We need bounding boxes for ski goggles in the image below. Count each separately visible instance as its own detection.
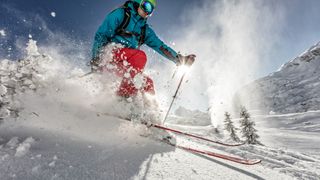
[140,1,155,15]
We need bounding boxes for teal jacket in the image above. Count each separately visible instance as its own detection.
[92,1,178,63]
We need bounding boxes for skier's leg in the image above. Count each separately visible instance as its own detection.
[117,74,155,98]
[116,78,138,97]
[112,48,147,76]
[142,75,155,95]
[112,48,148,97]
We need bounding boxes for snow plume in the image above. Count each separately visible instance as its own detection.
[0,29,6,37]
[0,5,149,144]
[0,35,148,143]
[50,12,56,17]
[173,0,285,126]
[1,3,90,64]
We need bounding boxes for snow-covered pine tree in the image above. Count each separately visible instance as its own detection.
[239,106,261,145]
[224,112,240,142]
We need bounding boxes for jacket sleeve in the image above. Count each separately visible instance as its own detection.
[144,25,179,64]
[92,8,124,59]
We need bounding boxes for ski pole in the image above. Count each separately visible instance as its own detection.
[171,67,178,79]
[67,71,93,79]
[163,72,187,124]
[78,71,94,78]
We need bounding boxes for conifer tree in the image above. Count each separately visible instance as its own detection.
[239,106,261,145]
[224,112,240,142]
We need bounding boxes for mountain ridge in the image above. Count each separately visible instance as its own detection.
[235,41,320,114]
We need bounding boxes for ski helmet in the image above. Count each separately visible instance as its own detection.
[134,0,157,15]
[134,0,156,7]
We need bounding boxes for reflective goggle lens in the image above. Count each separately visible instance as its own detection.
[141,1,154,15]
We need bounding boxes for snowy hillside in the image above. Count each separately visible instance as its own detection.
[235,41,320,114]
[0,39,320,179]
[168,106,211,126]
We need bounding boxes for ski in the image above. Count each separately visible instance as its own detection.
[161,139,261,165]
[102,112,244,147]
[102,113,261,165]
[149,123,244,147]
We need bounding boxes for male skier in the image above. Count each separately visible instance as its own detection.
[91,0,195,99]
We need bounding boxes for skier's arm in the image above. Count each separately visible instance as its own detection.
[144,25,179,64]
[92,8,124,59]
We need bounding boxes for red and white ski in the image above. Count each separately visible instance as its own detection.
[103,113,261,165]
[102,112,243,147]
[149,123,244,147]
[162,139,261,165]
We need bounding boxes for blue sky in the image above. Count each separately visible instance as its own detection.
[0,0,199,59]
[1,0,320,77]
[267,0,320,72]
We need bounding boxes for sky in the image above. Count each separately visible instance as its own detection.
[1,0,320,75]
[0,0,199,61]
[1,0,320,117]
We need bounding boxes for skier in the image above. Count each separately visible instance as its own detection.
[91,0,195,99]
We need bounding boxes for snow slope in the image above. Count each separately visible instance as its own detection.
[1,113,320,179]
[168,106,211,126]
[0,39,319,179]
[235,41,320,114]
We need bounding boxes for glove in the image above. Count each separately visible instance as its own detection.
[176,54,196,66]
[90,57,101,72]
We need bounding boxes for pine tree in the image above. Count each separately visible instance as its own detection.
[239,106,261,145]
[224,112,240,142]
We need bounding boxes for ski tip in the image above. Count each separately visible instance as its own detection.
[244,159,262,165]
[219,142,245,147]
[230,142,246,146]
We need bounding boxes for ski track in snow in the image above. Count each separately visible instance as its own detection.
[0,122,293,180]
[0,39,319,179]
[170,120,320,180]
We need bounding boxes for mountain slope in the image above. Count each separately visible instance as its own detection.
[236,41,320,114]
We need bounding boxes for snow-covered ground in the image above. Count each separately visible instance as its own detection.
[1,110,320,179]
[0,39,320,180]
[255,111,320,155]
